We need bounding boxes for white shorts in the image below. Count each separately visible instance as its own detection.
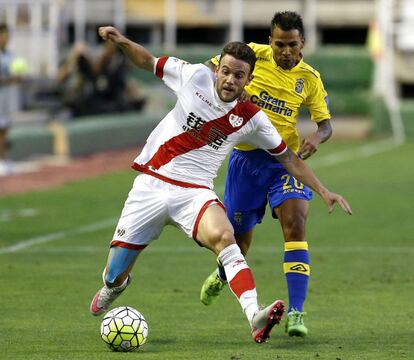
[110,174,223,250]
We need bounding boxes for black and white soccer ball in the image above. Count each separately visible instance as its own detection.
[100,306,148,352]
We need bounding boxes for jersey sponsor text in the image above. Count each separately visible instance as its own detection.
[182,112,228,150]
[250,90,293,116]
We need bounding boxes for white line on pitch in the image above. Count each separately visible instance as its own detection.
[0,138,401,255]
[0,218,117,255]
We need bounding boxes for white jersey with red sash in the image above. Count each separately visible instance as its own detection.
[132,56,287,189]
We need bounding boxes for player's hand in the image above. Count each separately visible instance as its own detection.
[320,190,353,215]
[298,135,319,159]
[98,26,124,43]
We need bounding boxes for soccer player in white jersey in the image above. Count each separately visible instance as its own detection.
[90,26,352,344]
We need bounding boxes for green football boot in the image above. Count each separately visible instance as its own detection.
[285,308,308,337]
[200,270,226,305]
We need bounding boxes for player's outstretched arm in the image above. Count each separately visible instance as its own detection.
[98,26,155,72]
[276,148,352,215]
[298,119,332,160]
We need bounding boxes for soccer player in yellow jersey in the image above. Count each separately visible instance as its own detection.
[200,11,333,337]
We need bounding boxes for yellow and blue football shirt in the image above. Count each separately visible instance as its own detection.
[212,43,331,153]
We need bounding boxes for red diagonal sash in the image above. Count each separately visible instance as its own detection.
[144,102,260,170]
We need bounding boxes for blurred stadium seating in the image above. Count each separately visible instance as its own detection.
[0,0,412,163]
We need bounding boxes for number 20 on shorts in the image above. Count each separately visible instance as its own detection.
[281,174,304,190]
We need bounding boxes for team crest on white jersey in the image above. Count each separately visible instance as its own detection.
[229,114,243,127]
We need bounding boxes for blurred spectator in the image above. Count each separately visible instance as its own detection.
[56,41,146,118]
[0,24,24,176]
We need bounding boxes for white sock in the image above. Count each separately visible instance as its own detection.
[244,302,259,324]
[218,244,259,322]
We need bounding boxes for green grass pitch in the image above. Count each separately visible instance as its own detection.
[1,139,413,360]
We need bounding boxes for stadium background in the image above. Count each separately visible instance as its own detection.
[0,0,413,162]
[0,1,413,359]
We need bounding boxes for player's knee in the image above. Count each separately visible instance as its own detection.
[282,214,306,241]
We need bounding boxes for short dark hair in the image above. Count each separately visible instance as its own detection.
[270,11,304,38]
[219,41,256,74]
[0,23,8,33]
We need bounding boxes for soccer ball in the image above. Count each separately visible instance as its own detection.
[100,306,148,352]
[10,57,29,76]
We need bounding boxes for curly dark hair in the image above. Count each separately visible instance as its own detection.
[270,11,304,38]
[219,41,257,74]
